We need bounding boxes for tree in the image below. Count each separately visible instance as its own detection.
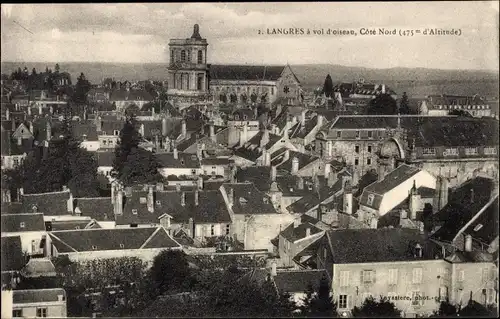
[124,103,140,117]
[399,92,411,114]
[147,250,194,298]
[355,169,378,197]
[352,296,402,317]
[459,300,497,318]
[430,299,458,317]
[55,63,60,73]
[367,94,398,115]
[323,74,334,98]
[300,276,337,317]
[72,72,91,104]
[449,109,473,117]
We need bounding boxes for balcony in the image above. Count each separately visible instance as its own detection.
[169,62,208,70]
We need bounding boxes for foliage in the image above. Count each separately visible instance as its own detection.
[111,115,163,186]
[355,169,378,197]
[124,103,140,117]
[323,74,334,98]
[430,299,458,317]
[300,276,337,317]
[9,64,71,93]
[449,109,473,117]
[72,72,91,104]
[352,296,402,317]
[186,253,267,270]
[430,299,498,318]
[399,92,411,114]
[367,93,398,115]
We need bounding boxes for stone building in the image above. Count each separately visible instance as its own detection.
[420,94,492,118]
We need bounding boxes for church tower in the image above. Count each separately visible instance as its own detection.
[167,24,210,109]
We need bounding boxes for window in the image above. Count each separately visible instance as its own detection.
[438,286,448,301]
[465,147,478,155]
[355,145,360,153]
[338,294,348,309]
[114,130,120,136]
[367,158,372,165]
[181,50,186,62]
[484,147,497,155]
[75,226,80,230]
[12,309,23,318]
[367,194,375,206]
[340,271,350,287]
[120,244,125,248]
[197,50,203,64]
[20,222,25,228]
[388,269,398,285]
[361,270,374,284]
[156,200,162,207]
[411,291,424,306]
[412,268,423,284]
[197,74,204,90]
[458,270,465,282]
[422,148,436,155]
[92,245,97,250]
[36,307,48,317]
[354,158,359,166]
[474,224,483,232]
[336,131,342,138]
[226,224,230,235]
[367,145,372,153]
[170,50,174,64]
[482,268,490,283]
[132,209,138,215]
[271,87,274,95]
[139,197,147,204]
[486,288,495,304]
[355,131,360,139]
[443,148,459,156]
[367,131,373,138]
[211,225,215,236]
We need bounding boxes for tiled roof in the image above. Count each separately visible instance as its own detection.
[1,236,26,272]
[325,228,442,263]
[21,258,57,278]
[96,151,114,167]
[100,118,125,134]
[276,175,319,197]
[1,213,46,232]
[273,269,328,293]
[138,120,164,139]
[426,94,487,110]
[222,183,277,215]
[201,157,234,166]
[13,288,66,304]
[1,202,23,215]
[280,222,324,242]
[109,89,154,102]
[363,164,421,195]
[47,219,100,231]
[71,121,98,141]
[290,115,320,139]
[431,177,495,243]
[235,166,272,192]
[461,195,498,246]
[210,65,285,81]
[272,150,320,174]
[49,227,180,253]
[233,131,283,162]
[21,190,71,215]
[417,186,435,198]
[155,152,201,169]
[73,197,113,221]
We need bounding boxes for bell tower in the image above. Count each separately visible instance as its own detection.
[167,24,210,109]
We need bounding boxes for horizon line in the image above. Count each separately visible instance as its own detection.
[1,61,498,74]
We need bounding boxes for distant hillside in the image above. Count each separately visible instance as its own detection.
[2,62,498,98]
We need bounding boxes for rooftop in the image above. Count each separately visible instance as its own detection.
[273,269,328,293]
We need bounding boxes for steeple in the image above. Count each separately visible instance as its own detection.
[191,24,202,40]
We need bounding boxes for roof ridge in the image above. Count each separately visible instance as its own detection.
[139,226,162,249]
[22,189,70,196]
[14,288,65,292]
[1,213,45,216]
[48,233,78,253]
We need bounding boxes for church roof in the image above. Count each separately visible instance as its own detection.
[209,65,285,81]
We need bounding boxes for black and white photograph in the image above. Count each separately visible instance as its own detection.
[1,2,499,318]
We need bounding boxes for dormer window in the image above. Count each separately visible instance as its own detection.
[132,209,138,215]
[239,197,248,205]
[181,159,185,165]
[114,130,120,136]
[92,245,97,250]
[474,224,483,232]
[20,222,25,228]
[415,244,423,258]
[119,244,125,248]
[156,200,161,206]
[367,194,375,206]
[75,226,80,230]
[140,197,147,204]
[263,197,269,204]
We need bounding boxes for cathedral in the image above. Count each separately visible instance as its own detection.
[167,24,303,109]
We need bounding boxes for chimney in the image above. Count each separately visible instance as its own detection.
[230,165,237,183]
[305,227,311,237]
[176,183,181,192]
[5,108,9,120]
[370,217,378,229]
[293,216,301,228]
[317,115,324,128]
[188,217,194,238]
[228,187,234,206]
[181,120,187,137]
[328,170,338,187]
[38,104,42,115]
[67,190,74,213]
[162,117,168,136]
[284,116,290,139]
[209,122,216,142]
[324,163,331,176]
[301,110,307,126]
[11,119,16,131]
[173,146,178,159]
[28,121,34,134]
[343,185,353,215]
[239,123,248,145]
[357,209,365,223]
[139,123,145,137]
[147,186,154,212]
[291,157,299,175]
[42,142,49,160]
[194,190,199,206]
[46,120,51,141]
[264,149,271,167]
[125,186,133,197]
[439,177,449,210]
[114,189,123,215]
[253,107,258,119]
[390,157,396,171]
[400,208,408,220]
[181,191,186,206]
[271,166,277,182]
[352,169,360,187]
[96,116,102,132]
[283,149,290,163]
[27,106,31,116]
[378,164,385,182]
[49,106,54,114]
[464,234,473,252]
[156,182,164,191]
[382,84,386,94]
[271,261,277,277]
[409,181,421,220]
[197,176,203,190]
[2,189,11,203]
[297,176,304,190]
[470,189,474,203]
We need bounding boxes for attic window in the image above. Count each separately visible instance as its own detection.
[139,197,147,204]
[474,224,483,232]
[119,244,125,248]
[367,194,375,206]
[132,209,138,215]
[75,226,80,230]
[239,197,248,205]
[92,245,97,250]
[191,155,197,161]
[181,160,185,165]
[156,200,161,206]
[20,222,25,228]
[263,197,269,204]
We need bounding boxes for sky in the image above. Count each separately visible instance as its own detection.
[1,2,499,70]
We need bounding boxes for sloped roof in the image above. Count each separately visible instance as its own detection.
[155,152,201,169]
[1,236,25,272]
[364,164,421,195]
[96,151,114,167]
[325,228,442,264]
[47,219,100,231]
[235,166,272,192]
[73,197,113,221]
[48,227,180,253]
[1,213,46,232]
[222,183,277,215]
[280,222,324,242]
[109,89,154,102]
[461,195,498,246]
[71,121,98,141]
[21,190,71,215]
[21,258,57,278]
[273,269,328,293]
[13,288,66,304]
[210,65,285,81]
[233,131,283,162]
[272,149,320,173]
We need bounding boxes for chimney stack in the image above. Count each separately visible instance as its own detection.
[181,120,187,138]
[28,121,34,134]
[291,157,299,175]
[11,119,16,131]
[114,188,123,216]
[181,191,186,206]
[260,129,270,148]
[324,163,331,176]
[239,123,249,146]
[343,179,353,215]
[197,176,203,190]
[194,190,199,206]
[5,108,9,120]
[147,186,154,213]
[46,120,52,141]
[67,190,74,213]
[162,117,168,136]
[370,217,378,229]
[156,182,164,191]
[271,166,277,182]
[173,146,178,159]
[271,261,277,277]
[16,137,22,146]
[464,234,473,252]
[409,181,420,220]
[209,123,216,142]
[305,227,311,237]
[228,187,234,206]
[176,183,181,192]
[378,164,385,182]
[38,104,42,115]
[139,123,145,137]
[297,176,304,190]
[317,115,324,128]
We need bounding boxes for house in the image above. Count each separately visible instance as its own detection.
[1,213,47,256]
[200,157,234,179]
[20,258,57,278]
[270,267,329,308]
[226,108,261,147]
[220,182,295,251]
[96,116,124,150]
[109,89,154,112]
[421,94,492,117]
[96,151,115,180]
[156,150,202,179]
[271,149,324,177]
[316,228,448,317]
[358,164,437,217]
[71,120,99,151]
[20,188,74,218]
[7,288,67,318]
[0,120,34,170]
[72,197,115,228]
[287,114,327,151]
[48,226,182,262]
